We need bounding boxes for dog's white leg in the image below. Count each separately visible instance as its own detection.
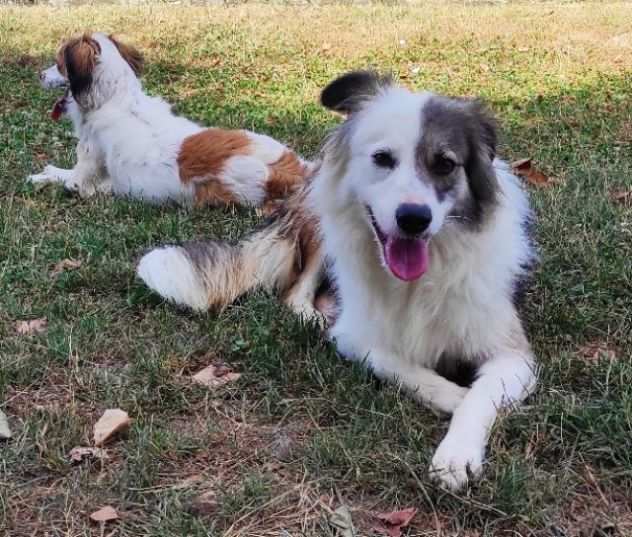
[429,350,537,490]
[28,165,75,185]
[374,358,469,414]
[28,142,104,198]
[336,342,469,414]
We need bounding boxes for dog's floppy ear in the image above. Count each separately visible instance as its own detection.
[464,100,499,216]
[109,35,144,76]
[320,70,391,115]
[64,34,101,99]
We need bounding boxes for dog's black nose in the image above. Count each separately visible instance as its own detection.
[396,203,432,235]
[39,72,45,81]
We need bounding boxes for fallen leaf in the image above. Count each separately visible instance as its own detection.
[15,318,47,335]
[373,507,417,537]
[578,342,617,363]
[0,411,12,440]
[50,258,82,278]
[187,490,218,517]
[192,363,241,388]
[269,430,294,461]
[329,505,356,537]
[89,505,118,522]
[69,446,109,463]
[610,189,632,207]
[511,158,557,187]
[93,409,131,446]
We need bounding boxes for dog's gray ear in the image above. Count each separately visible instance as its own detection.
[320,70,391,115]
[464,100,499,219]
[467,100,497,162]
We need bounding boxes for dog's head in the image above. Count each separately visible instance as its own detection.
[39,32,144,111]
[320,71,499,282]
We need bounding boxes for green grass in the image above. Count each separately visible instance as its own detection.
[1,2,632,536]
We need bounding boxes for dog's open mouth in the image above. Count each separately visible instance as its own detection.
[51,89,69,121]
[367,207,429,282]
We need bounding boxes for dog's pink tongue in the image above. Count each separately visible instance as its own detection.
[51,97,65,121]
[384,236,429,281]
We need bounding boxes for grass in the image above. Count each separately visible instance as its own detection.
[1,2,631,535]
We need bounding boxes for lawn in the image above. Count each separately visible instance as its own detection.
[1,2,631,536]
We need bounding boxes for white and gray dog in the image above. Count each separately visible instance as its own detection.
[138,71,538,490]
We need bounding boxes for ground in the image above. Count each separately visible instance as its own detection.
[1,2,631,536]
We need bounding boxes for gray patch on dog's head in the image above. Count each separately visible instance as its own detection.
[418,96,499,228]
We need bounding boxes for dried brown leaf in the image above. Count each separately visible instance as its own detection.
[511,158,557,187]
[15,318,48,335]
[192,363,241,388]
[610,189,632,207]
[373,507,418,537]
[69,446,109,463]
[329,505,356,537]
[578,342,618,363]
[89,505,118,522]
[187,490,219,517]
[93,409,131,446]
[50,258,82,278]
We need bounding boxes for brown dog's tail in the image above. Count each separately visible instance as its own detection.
[136,188,320,312]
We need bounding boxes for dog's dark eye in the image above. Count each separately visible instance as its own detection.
[372,150,396,169]
[433,154,456,175]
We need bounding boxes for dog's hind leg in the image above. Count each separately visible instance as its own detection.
[282,248,327,327]
[429,340,537,490]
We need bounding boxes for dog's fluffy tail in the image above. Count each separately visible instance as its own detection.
[137,227,297,312]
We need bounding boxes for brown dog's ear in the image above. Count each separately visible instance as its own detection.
[109,35,144,77]
[64,34,100,99]
[320,70,391,116]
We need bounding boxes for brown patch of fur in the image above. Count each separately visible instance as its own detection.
[265,151,308,203]
[108,34,144,76]
[55,45,67,76]
[60,34,100,97]
[273,181,323,298]
[178,129,252,183]
[193,180,240,207]
[178,128,254,206]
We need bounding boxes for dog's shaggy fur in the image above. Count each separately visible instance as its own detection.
[30,32,311,206]
[137,71,538,490]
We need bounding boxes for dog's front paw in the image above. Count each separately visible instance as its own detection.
[27,171,54,184]
[430,384,469,414]
[429,435,484,491]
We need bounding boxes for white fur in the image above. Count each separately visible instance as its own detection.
[40,64,66,89]
[310,85,537,490]
[216,155,268,205]
[137,247,209,312]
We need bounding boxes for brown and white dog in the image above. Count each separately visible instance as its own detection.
[138,71,538,491]
[29,32,311,206]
